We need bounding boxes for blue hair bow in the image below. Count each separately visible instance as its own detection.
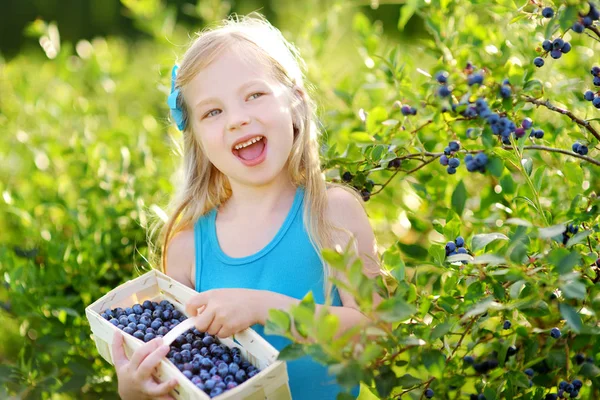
[167,65,186,131]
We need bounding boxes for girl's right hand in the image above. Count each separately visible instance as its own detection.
[111,330,179,400]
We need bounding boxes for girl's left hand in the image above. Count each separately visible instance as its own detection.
[184,288,263,338]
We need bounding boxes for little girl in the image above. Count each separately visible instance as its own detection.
[111,12,386,400]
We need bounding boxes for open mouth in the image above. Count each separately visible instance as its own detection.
[231,136,267,165]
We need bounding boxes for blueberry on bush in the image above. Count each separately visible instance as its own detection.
[425,388,434,398]
[542,7,554,18]
[503,320,511,330]
[534,57,545,67]
[550,327,561,339]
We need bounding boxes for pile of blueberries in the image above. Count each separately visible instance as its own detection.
[101,299,261,398]
[440,141,461,174]
[445,236,468,260]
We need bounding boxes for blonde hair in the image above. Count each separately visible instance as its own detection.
[149,12,379,303]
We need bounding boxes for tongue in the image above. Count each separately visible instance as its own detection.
[237,140,265,161]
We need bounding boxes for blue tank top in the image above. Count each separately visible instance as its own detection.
[194,186,360,399]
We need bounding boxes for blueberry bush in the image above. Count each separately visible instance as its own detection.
[1,0,599,399]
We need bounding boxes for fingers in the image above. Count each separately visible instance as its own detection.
[112,330,129,369]
[146,377,179,398]
[215,326,231,339]
[137,344,171,379]
[185,292,208,316]
[192,307,216,333]
[129,337,164,371]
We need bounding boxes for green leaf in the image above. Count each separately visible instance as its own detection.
[523,158,533,176]
[538,223,565,239]
[560,280,586,300]
[488,157,504,177]
[265,309,291,334]
[278,343,306,360]
[471,232,509,251]
[349,131,375,143]
[559,303,582,333]
[375,297,416,322]
[566,230,593,247]
[451,181,467,216]
[374,365,396,397]
[552,250,581,275]
[533,166,545,192]
[396,373,422,387]
[316,314,340,343]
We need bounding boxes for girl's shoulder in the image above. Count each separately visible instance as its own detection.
[165,227,195,289]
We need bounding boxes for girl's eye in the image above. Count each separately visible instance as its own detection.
[204,109,221,118]
[248,92,264,100]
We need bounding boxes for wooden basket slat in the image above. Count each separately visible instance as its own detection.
[85,269,291,400]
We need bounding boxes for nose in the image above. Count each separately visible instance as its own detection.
[226,106,251,131]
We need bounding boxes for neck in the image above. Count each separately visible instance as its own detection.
[221,175,298,219]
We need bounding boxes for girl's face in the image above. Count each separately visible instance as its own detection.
[185,48,296,187]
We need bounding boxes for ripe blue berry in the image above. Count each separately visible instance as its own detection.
[401,105,412,116]
[573,22,584,33]
[503,320,511,330]
[565,383,574,393]
[474,152,488,166]
[577,145,589,155]
[500,86,512,98]
[448,158,460,168]
[449,141,460,152]
[425,388,434,398]
[440,155,449,166]
[542,40,552,51]
[572,143,581,153]
[542,7,554,18]
[550,49,562,59]
[457,247,467,254]
[570,390,579,398]
[550,327,561,339]
[455,236,465,247]
[553,38,564,49]
[585,90,595,101]
[447,166,457,174]
[438,85,451,97]
[572,379,583,390]
[574,354,585,365]
[561,42,571,54]
[593,97,600,108]
[468,73,484,86]
[445,241,456,254]
[464,355,474,364]
[594,76,600,86]
[534,129,544,139]
[435,71,449,83]
[525,368,534,377]
[583,16,593,26]
[534,57,545,67]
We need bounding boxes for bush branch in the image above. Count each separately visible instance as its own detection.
[522,96,600,142]
[502,144,600,166]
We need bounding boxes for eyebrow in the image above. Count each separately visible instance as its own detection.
[194,79,268,111]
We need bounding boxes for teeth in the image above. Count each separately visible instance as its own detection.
[234,136,263,150]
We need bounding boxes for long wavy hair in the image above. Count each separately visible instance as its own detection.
[148,12,383,303]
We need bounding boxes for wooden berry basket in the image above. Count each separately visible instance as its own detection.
[85,268,292,400]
